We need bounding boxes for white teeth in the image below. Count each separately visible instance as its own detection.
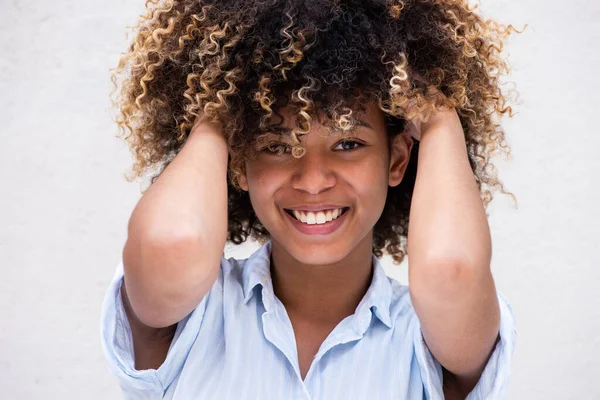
[293,210,301,221]
[291,208,345,225]
[315,212,326,224]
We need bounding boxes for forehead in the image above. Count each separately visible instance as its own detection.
[277,100,384,129]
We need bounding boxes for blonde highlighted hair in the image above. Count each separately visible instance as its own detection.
[111,0,525,263]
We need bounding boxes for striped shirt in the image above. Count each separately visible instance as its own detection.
[100,240,517,399]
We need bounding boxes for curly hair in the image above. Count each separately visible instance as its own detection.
[111,0,525,264]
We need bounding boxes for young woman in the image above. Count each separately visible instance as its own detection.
[100,1,520,399]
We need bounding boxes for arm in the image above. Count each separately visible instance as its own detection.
[123,116,229,330]
[406,107,501,394]
[120,280,177,370]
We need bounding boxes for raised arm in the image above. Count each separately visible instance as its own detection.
[122,116,229,330]
[407,107,501,396]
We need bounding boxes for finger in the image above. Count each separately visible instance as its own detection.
[404,120,421,142]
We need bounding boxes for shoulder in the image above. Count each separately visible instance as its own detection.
[384,277,518,400]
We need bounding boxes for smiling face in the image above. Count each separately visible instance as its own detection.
[237,101,413,266]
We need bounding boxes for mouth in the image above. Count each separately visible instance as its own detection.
[284,207,350,225]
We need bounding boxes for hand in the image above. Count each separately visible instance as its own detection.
[403,85,451,142]
[403,102,425,142]
[190,113,224,139]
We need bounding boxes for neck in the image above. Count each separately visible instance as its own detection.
[269,233,375,326]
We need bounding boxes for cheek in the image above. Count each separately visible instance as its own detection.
[246,163,285,205]
[349,156,389,187]
[344,157,389,208]
[250,167,280,192]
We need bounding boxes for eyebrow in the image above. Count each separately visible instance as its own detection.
[354,119,374,130]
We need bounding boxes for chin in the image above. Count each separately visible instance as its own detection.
[295,249,347,266]
[272,235,356,266]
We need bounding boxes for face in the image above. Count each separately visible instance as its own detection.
[237,101,413,265]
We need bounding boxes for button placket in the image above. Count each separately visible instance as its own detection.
[303,314,366,384]
[260,288,305,384]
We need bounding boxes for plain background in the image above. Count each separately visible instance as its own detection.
[1,0,598,398]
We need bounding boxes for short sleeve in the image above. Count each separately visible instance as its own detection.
[99,258,221,399]
[413,291,517,400]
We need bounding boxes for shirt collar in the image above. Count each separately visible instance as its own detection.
[242,241,393,331]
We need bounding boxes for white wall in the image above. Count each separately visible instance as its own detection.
[1,0,598,398]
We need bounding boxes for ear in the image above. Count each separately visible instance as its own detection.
[388,132,414,187]
[237,170,249,192]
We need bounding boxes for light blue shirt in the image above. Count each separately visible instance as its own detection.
[100,241,516,399]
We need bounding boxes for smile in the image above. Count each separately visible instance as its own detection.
[285,207,350,225]
[283,206,350,235]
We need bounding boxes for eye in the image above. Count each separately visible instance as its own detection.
[262,142,291,155]
[334,140,364,151]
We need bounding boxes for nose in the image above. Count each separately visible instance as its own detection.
[290,149,336,195]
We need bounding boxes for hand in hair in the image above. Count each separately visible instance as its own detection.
[403,83,453,142]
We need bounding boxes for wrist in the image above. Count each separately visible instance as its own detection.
[184,122,229,163]
[420,108,462,138]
